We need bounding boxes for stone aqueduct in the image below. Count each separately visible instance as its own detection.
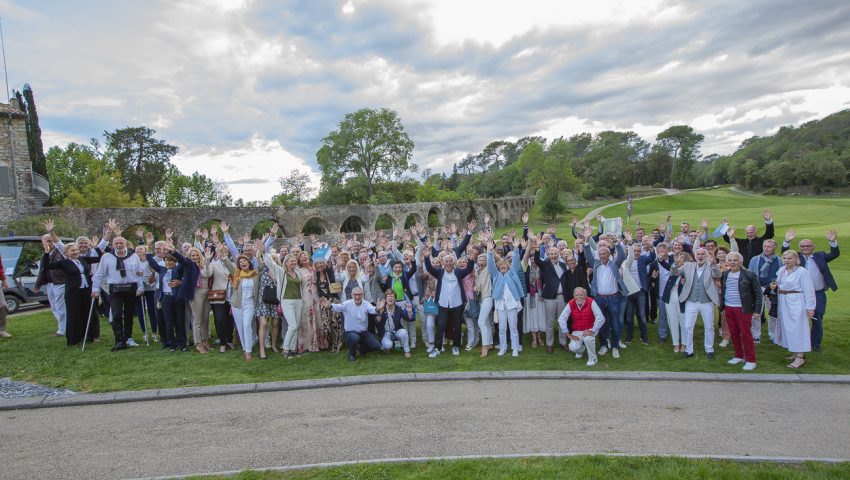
[43,197,535,242]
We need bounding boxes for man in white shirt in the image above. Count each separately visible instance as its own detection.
[326,287,383,361]
[91,236,144,351]
[558,288,606,366]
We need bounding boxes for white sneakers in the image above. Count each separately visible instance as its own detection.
[575,353,583,359]
[512,350,519,357]
[428,349,440,358]
[452,347,460,356]
[719,339,730,348]
[742,362,757,371]
[618,341,627,349]
[728,357,744,365]
[598,346,609,356]
[586,358,597,367]
[612,348,620,359]
[497,349,507,356]
[126,338,140,347]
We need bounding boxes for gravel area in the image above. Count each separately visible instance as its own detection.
[0,378,75,399]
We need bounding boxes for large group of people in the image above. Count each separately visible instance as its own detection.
[6,209,839,371]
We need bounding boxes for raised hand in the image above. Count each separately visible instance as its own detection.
[210,223,218,235]
[204,249,213,261]
[194,228,201,239]
[91,234,100,247]
[242,233,251,245]
[468,220,476,232]
[727,226,736,238]
[219,221,229,233]
[571,216,578,226]
[145,231,154,245]
[826,229,838,242]
[254,239,264,254]
[310,234,318,244]
[165,229,173,240]
[487,239,495,251]
[135,226,144,238]
[44,218,55,232]
[521,212,529,224]
[376,299,386,311]
[666,214,671,223]
[635,217,641,227]
[270,223,280,235]
[201,229,209,240]
[623,230,632,243]
[784,228,796,243]
[423,241,432,255]
[763,209,772,221]
[701,219,708,229]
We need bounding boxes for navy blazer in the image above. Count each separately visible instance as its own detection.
[782,243,839,291]
[533,253,568,300]
[635,251,657,292]
[146,254,187,302]
[423,255,474,306]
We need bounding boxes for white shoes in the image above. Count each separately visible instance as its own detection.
[452,347,460,356]
[512,350,519,357]
[497,349,506,356]
[428,349,440,358]
[618,341,627,349]
[575,353,583,359]
[426,345,434,353]
[586,358,597,367]
[598,346,608,356]
[126,338,140,347]
[612,348,620,359]
[728,357,744,365]
[742,362,757,371]
[0,330,12,338]
[719,339,730,348]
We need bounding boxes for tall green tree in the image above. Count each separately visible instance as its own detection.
[655,125,704,188]
[18,84,47,177]
[317,107,415,199]
[45,143,109,205]
[149,165,232,207]
[271,169,316,206]
[103,126,179,204]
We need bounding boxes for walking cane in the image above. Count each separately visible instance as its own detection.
[81,297,96,352]
[140,295,150,347]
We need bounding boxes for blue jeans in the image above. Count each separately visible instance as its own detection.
[811,290,827,349]
[624,291,648,341]
[596,294,622,349]
[657,296,669,341]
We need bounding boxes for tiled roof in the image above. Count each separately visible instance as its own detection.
[0,103,26,117]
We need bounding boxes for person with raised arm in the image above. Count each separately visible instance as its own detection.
[671,247,722,359]
[487,236,526,357]
[723,209,775,267]
[323,286,382,362]
[375,289,413,357]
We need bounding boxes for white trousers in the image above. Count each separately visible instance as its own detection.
[497,307,520,353]
[664,287,682,346]
[381,329,410,353]
[568,333,598,363]
[281,299,302,352]
[465,305,479,349]
[232,304,255,353]
[423,314,436,349]
[46,284,67,335]
[477,296,495,346]
[683,301,715,355]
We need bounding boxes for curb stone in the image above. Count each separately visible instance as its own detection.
[1,370,848,411]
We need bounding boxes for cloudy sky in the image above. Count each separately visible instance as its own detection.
[3,0,850,201]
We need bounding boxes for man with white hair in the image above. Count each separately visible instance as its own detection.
[558,287,605,366]
[719,251,763,370]
[325,286,383,362]
[424,231,476,357]
[671,247,721,359]
[91,236,145,351]
[747,238,781,343]
[36,226,66,336]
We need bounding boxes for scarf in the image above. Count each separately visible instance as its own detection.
[758,254,777,284]
[231,268,258,290]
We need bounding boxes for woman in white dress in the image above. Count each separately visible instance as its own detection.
[772,250,815,369]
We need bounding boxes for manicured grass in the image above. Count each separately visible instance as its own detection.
[187,456,850,480]
[1,188,848,393]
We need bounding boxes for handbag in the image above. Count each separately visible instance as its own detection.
[423,298,439,315]
[262,285,279,305]
[329,282,342,294]
[110,283,135,294]
[207,289,226,301]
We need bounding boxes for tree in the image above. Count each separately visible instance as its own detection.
[62,163,143,208]
[317,107,415,199]
[45,143,109,205]
[656,125,704,188]
[103,126,179,204]
[272,169,316,205]
[149,165,232,207]
[538,186,565,222]
[20,84,47,178]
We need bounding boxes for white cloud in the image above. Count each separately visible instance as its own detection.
[171,135,321,202]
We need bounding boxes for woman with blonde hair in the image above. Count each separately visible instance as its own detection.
[254,241,284,359]
[222,251,259,361]
[772,249,815,369]
[185,247,213,353]
[297,250,321,353]
[258,241,306,359]
[204,244,234,353]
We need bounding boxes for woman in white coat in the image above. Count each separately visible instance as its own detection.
[772,249,815,369]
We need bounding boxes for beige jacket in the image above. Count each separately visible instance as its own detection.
[671,261,721,305]
[222,257,259,310]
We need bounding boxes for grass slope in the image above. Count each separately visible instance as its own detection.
[1,188,848,393]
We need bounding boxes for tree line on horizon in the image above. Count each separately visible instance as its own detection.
[16,84,850,215]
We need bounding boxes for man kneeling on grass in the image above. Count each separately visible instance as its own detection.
[375,289,413,358]
[323,286,384,362]
[558,287,606,366]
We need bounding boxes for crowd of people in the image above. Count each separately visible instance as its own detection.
[8,209,839,370]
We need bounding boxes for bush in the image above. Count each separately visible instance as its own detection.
[763,188,779,195]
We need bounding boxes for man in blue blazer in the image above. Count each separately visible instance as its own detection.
[782,228,839,352]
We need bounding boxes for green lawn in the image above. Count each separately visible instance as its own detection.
[188,456,850,480]
[1,188,848,393]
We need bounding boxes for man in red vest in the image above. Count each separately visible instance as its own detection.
[558,287,606,366]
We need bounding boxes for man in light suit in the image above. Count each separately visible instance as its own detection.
[782,229,839,352]
[583,234,628,359]
[671,247,721,359]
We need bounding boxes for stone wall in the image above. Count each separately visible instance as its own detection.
[0,111,42,223]
[43,196,536,242]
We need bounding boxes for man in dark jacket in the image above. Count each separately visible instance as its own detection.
[723,209,775,267]
[719,252,763,370]
[533,246,568,353]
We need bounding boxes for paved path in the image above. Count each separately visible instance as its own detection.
[2,378,848,479]
[580,188,681,224]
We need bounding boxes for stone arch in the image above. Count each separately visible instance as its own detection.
[374,213,394,232]
[123,222,164,246]
[447,205,464,226]
[340,215,368,233]
[250,218,278,239]
[427,206,441,228]
[302,217,330,235]
[465,205,477,223]
[404,213,422,229]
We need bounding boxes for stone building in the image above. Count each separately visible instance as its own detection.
[0,98,48,225]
